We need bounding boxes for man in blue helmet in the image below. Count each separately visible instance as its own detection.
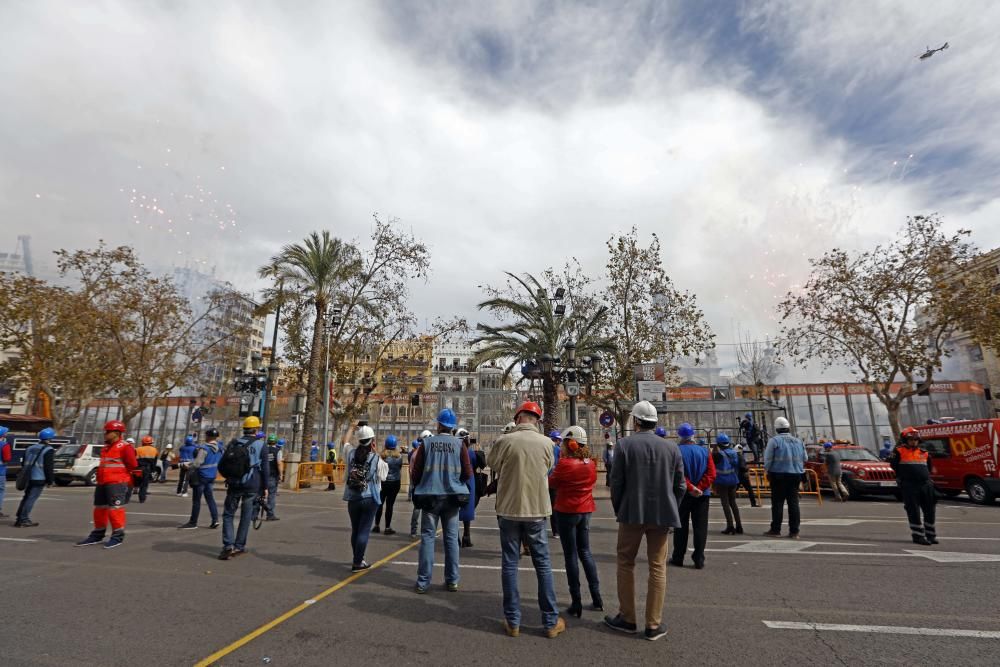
[670,423,715,569]
[654,427,667,438]
[712,434,742,534]
[823,442,849,502]
[0,426,11,518]
[410,409,472,594]
[176,435,197,497]
[547,430,562,539]
[15,428,57,527]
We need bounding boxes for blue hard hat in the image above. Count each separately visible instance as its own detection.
[411,440,420,448]
[0,426,8,437]
[385,435,398,449]
[548,430,562,441]
[654,426,667,437]
[38,427,56,441]
[744,412,753,419]
[823,442,833,449]
[277,438,286,447]
[716,433,731,445]
[437,408,457,429]
[677,423,695,439]
[185,435,195,445]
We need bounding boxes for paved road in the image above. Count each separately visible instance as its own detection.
[1,482,998,666]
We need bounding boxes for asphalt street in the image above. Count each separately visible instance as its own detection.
[1,481,998,666]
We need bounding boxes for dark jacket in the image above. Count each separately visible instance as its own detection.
[609,430,686,528]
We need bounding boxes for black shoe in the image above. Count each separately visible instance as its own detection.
[209,521,219,529]
[927,536,939,545]
[668,559,684,567]
[384,528,396,536]
[351,561,371,572]
[735,526,744,534]
[694,561,705,570]
[461,535,473,548]
[12,521,22,527]
[178,522,198,530]
[372,525,380,534]
[604,613,638,634]
[591,598,604,612]
[644,625,667,641]
[912,535,931,546]
[229,548,246,558]
[721,528,735,535]
[19,520,38,528]
[218,548,234,560]
[567,602,582,618]
[265,516,280,521]
[763,530,781,537]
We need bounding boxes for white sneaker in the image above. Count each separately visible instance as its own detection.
[182,493,189,497]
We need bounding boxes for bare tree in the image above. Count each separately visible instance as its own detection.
[735,330,781,386]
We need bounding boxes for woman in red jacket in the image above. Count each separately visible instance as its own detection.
[549,425,602,618]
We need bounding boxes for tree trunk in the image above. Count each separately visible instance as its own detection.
[885,399,902,442]
[301,300,326,454]
[542,376,559,434]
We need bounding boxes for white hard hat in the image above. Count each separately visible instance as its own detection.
[502,422,515,433]
[456,428,470,439]
[419,430,432,440]
[561,425,588,445]
[630,401,657,423]
[166,443,174,449]
[125,437,136,444]
[357,425,375,441]
[774,416,791,431]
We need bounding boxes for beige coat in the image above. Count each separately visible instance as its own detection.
[487,423,554,518]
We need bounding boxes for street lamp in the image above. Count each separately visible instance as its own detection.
[321,305,343,449]
[233,358,269,419]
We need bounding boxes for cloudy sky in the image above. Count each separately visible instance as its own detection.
[3,1,998,378]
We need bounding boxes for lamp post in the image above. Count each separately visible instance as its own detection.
[233,358,269,422]
[538,344,602,426]
[287,391,307,489]
[262,283,283,436]
[321,305,343,451]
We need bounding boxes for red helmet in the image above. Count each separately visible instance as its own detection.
[515,401,543,419]
[141,435,154,445]
[103,420,126,433]
[901,427,920,439]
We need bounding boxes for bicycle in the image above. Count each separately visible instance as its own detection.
[252,493,267,530]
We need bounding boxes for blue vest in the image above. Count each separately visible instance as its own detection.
[196,443,222,480]
[179,444,196,463]
[679,443,711,497]
[414,435,466,497]
[25,443,52,482]
[715,448,740,486]
[384,455,402,482]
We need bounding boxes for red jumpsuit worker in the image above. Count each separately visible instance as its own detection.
[75,420,138,549]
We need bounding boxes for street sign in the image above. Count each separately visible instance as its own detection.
[564,381,581,397]
[599,411,615,427]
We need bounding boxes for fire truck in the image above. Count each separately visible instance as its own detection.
[913,419,1000,505]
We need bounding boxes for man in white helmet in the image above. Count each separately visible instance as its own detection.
[604,400,685,642]
[763,416,807,539]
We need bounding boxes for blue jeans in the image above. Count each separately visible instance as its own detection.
[417,505,459,590]
[16,482,45,522]
[0,471,6,511]
[497,517,558,628]
[266,478,279,518]
[223,488,256,551]
[347,498,378,566]
[556,512,601,606]
[190,479,218,524]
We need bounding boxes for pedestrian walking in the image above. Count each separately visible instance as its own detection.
[264,434,282,520]
[309,441,319,462]
[217,417,269,561]
[671,422,716,570]
[734,444,758,507]
[325,443,338,491]
[763,417,807,539]
[603,439,614,487]
[75,421,139,548]
[344,426,389,571]
[605,401,685,641]
[547,430,562,539]
[0,426,11,518]
[549,425,602,618]
[135,435,158,503]
[487,401,564,639]
[824,442,849,502]
[410,409,472,594]
[176,435,196,497]
[14,428,57,528]
[178,429,222,530]
[408,430,431,539]
[712,433,743,535]
[158,443,173,483]
[456,429,479,548]
[373,435,403,535]
[889,428,938,545]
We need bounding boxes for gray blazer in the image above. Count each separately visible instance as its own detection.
[610,430,686,528]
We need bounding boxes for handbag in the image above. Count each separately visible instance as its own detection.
[16,448,44,491]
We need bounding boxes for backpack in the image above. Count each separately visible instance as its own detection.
[218,437,253,482]
[346,452,371,492]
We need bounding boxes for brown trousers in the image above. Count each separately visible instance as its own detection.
[616,523,670,629]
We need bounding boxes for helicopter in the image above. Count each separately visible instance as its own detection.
[918,42,949,60]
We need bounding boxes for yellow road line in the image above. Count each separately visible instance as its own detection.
[195,538,422,666]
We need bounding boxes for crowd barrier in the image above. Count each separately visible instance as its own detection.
[296,462,343,490]
[740,466,823,505]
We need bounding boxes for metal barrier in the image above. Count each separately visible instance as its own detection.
[296,462,344,490]
[739,467,823,505]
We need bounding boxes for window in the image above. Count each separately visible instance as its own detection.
[922,438,950,458]
[967,344,985,362]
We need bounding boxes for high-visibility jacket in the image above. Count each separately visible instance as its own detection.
[889,445,932,485]
[136,445,158,466]
[97,440,139,485]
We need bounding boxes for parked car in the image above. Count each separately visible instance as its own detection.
[805,444,898,500]
[914,419,1000,505]
[52,443,103,486]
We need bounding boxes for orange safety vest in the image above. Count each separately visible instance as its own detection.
[896,446,929,465]
[98,441,136,485]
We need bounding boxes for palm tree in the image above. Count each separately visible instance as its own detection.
[472,272,613,433]
[260,231,360,452]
